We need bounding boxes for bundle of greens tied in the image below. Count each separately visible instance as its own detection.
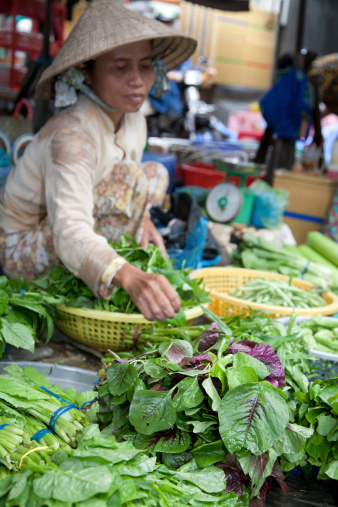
[0,275,64,359]
[0,365,98,467]
[232,232,338,292]
[33,235,210,319]
[231,278,326,308]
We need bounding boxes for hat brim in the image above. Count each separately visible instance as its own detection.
[36,1,197,99]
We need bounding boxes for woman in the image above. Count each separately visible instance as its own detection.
[0,0,196,321]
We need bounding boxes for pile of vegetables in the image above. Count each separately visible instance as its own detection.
[0,275,64,359]
[288,315,338,355]
[294,376,338,480]
[1,310,338,506]
[96,310,317,505]
[232,232,338,291]
[102,310,312,410]
[0,424,248,506]
[33,235,210,317]
[231,278,326,308]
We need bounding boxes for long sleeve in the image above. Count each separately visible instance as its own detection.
[45,124,123,295]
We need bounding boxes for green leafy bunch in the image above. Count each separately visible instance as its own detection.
[0,275,64,358]
[0,424,249,507]
[0,366,96,449]
[33,235,210,316]
[96,308,303,504]
[294,377,338,480]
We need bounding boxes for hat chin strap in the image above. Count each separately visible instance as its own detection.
[54,67,119,113]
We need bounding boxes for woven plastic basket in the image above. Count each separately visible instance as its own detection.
[279,316,338,380]
[188,267,338,318]
[56,304,206,352]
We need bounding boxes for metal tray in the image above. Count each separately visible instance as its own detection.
[0,361,98,393]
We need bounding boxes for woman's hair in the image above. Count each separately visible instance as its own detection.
[82,59,95,74]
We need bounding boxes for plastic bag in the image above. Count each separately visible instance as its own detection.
[250,180,289,229]
[167,217,208,269]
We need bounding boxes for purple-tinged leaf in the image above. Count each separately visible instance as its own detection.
[270,460,289,494]
[132,327,141,346]
[135,427,191,453]
[252,460,289,506]
[251,479,270,507]
[165,339,193,364]
[178,353,212,368]
[115,358,128,363]
[227,339,257,354]
[198,322,224,352]
[264,375,279,388]
[215,455,247,495]
[190,354,213,364]
[227,343,252,354]
[248,344,285,388]
[211,377,223,397]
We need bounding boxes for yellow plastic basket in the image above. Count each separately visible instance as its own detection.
[188,267,338,319]
[56,304,206,352]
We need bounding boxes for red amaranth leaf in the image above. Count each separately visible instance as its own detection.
[248,343,285,388]
[215,454,248,496]
[133,327,141,346]
[198,322,224,352]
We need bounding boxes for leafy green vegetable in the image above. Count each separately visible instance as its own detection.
[33,235,210,315]
[0,424,248,506]
[97,316,291,503]
[0,276,64,358]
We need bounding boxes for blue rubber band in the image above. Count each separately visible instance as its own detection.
[40,386,72,404]
[40,385,98,430]
[80,398,98,409]
[301,261,311,279]
[0,424,10,431]
[49,404,77,431]
[31,428,54,442]
[41,386,97,408]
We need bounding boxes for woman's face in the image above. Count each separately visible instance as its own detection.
[85,40,155,114]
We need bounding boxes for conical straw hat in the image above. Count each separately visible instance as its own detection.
[36,0,197,99]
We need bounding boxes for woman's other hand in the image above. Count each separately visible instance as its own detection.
[140,215,166,254]
[113,263,181,321]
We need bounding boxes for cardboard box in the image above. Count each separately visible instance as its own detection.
[179,2,277,89]
[273,171,338,244]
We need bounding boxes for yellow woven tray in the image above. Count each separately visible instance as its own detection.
[188,267,338,319]
[56,304,206,352]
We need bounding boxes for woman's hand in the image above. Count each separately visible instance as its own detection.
[140,216,166,254]
[113,263,181,321]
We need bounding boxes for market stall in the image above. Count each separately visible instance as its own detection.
[0,1,338,506]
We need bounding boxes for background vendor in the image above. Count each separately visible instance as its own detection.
[0,0,196,322]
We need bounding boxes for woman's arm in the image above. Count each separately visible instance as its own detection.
[45,124,180,320]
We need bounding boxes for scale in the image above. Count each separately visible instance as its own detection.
[206,183,242,223]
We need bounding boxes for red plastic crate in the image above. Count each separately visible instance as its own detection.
[178,163,226,189]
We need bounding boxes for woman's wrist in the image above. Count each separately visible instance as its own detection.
[101,257,128,288]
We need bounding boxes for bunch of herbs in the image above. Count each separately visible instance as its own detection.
[0,275,64,358]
